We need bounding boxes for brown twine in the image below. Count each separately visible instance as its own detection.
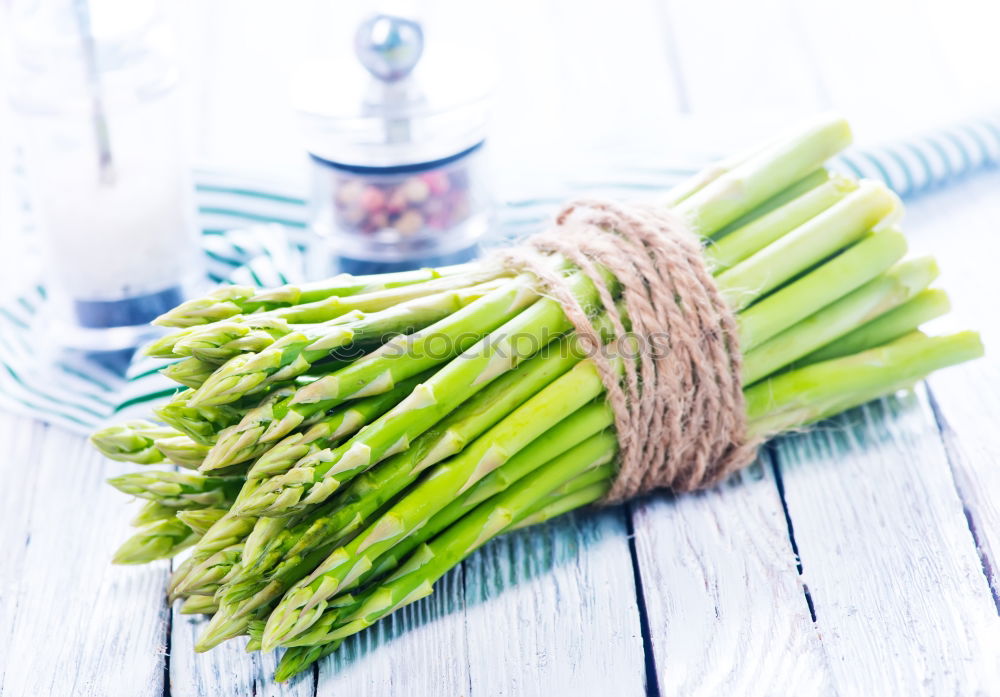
[495,199,760,503]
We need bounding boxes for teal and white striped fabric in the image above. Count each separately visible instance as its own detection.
[1,115,998,435]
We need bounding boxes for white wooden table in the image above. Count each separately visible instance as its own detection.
[2,1,1000,695]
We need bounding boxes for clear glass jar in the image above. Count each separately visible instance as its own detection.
[294,12,493,275]
[309,143,489,265]
[7,0,200,350]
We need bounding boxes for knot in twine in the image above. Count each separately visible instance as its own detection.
[495,199,760,503]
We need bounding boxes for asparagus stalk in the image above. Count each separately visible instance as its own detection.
[88,115,987,680]
[259,358,614,645]
[220,334,593,604]
[153,263,498,328]
[796,289,950,365]
[173,543,245,597]
[207,404,614,653]
[205,118,854,472]
[153,285,262,328]
[90,420,178,464]
[743,257,939,384]
[508,476,613,532]
[273,464,608,677]
[188,280,504,407]
[249,263,482,306]
[204,371,432,472]
[180,595,219,615]
[658,135,775,208]
[352,402,616,593]
[707,168,831,239]
[714,181,898,311]
[256,245,954,645]
[155,435,211,469]
[673,115,853,235]
[237,182,897,518]
[203,272,549,471]
[268,326,982,656]
[269,330,983,652]
[196,544,343,650]
[161,357,219,388]
[705,172,856,272]
[746,331,983,435]
[245,621,266,652]
[167,512,256,599]
[737,228,906,350]
[154,387,266,445]
[107,471,242,509]
[274,641,342,682]
[172,319,305,365]
[195,370,616,652]
[113,517,197,564]
[172,375,438,595]
[91,420,210,469]
[131,500,177,526]
[176,508,228,535]
[146,315,308,360]
[272,430,619,650]
[232,272,603,517]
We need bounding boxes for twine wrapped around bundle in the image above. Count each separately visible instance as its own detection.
[497,199,760,502]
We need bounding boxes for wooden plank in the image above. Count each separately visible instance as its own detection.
[462,508,646,697]
[631,456,834,696]
[0,415,48,685]
[0,426,170,697]
[170,614,315,697]
[900,170,1000,610]
[316,508,646,696]
[772,391,1000,694]
[316,554,470,696]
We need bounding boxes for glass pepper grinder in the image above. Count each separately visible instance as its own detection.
[294,12,493,275]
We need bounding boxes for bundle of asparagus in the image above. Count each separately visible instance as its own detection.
[93,116,982,682]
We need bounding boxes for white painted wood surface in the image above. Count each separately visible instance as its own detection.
[0,417,170,697]
[631,457,833,697]
[774,392,1000,694]
[2,1,1000,696]
[315,509,647,696]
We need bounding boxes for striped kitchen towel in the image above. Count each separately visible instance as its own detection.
[0,115,997,435]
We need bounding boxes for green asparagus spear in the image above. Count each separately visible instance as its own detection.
[154,435,211,469]
[176,508,228,535]
[743,257,939,384]
[221,332,591,603]
[113,517,197,564]
[161,357,220,388]
[188,281,503,407]
[745,331,983,435]
[259,358,615,645]
[90,420,178,464]
[203,371,432,472]
[204,272,550,471]
[180,595,219,615]
[200,397,614,652]
[107,470,242,509]
[795,288,950,365]
[705,172,856,272]
[131,501,177,526]
[153,264,499,328]
[272,430,618,649]
[234,271,606,517]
